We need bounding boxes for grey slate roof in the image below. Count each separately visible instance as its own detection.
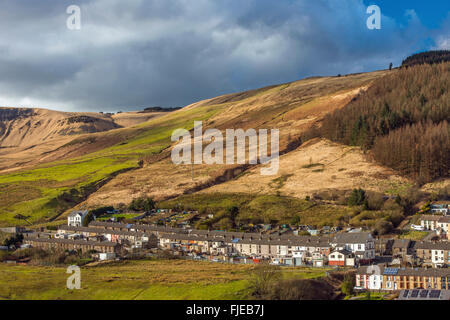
[68,210,89,218]
[332,232,373,244]
[357,265,450,277]
[413,241,450,251]
[59,225,155,237]
[420,215,442,222]
[25,237,119,247]
[392,239,412,249]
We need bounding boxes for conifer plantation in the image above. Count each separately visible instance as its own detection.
[402,50,450,68]
[318,61,450,183]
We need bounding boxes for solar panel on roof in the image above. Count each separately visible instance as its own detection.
[383,267,399,275]
[429,290,441,298]
[411,290,419,298]
[403,290,409,298]
[420,290,428,298]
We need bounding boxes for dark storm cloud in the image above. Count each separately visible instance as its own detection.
[0,0,444,112]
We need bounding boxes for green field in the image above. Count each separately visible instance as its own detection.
[399,230,428,240]
[0,259,330,300]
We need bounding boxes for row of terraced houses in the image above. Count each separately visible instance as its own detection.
[22,219,450,270]
[86,221,376,266]
[356,265,450,291]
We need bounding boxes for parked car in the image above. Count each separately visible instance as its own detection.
[411,224,425,231]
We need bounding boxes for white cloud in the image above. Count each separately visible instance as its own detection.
[435,37,450,50]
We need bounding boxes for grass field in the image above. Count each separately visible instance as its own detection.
[345,291,387,300]
[0,259,330,300]
[399,230,429,240]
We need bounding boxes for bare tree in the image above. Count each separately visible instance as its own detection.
[248,263,281,298]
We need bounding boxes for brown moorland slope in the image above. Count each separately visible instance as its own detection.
[0,107,120,148]
[73,70,395,210]
[201,138,410,199]
[0,108,163,172]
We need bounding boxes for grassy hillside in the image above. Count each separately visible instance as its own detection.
[159,191,408,231]
[0,259,329,300]
[0,104,223,226]
[402,50,450,68]
[65,71,388,213]
[202,138,411,200]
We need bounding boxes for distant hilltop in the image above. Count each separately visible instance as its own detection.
[139,106,182,113]
[402,50,450,68]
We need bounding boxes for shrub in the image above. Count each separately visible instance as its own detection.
[374,220,394,235]
[3,234,23,247]
[341,274,355,296]
[248,263,281,298]
[91,206,115,217]
[267,279,335,300]
[129,197,155,212]
[366,192,385,210]
[348,189,368,207]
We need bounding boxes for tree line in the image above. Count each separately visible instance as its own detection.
[402,50,450,68]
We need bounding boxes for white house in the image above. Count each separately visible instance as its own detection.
[421,215,450,238]
[355,265,384,290]
[328,249,355,267]
[67,210,89,227]
[437,216,450,235]
[99,252,116,261]
[420,215,441,231]
[431,203,449,215]
[431,249,446,267]
[331,232,375,263]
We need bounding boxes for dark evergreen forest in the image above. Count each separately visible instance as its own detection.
[402,50,450,68]
[317,60,449,183]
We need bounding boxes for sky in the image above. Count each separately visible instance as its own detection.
[0,0,448,112]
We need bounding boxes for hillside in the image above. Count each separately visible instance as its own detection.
[0,70,389,226]
[318,62,450,183]
[70,71,389,209]
[0,108,164,173]
[201,138,409,198]
[0,107,120,148]
[2,60,448,228]
[402,50,450,68]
